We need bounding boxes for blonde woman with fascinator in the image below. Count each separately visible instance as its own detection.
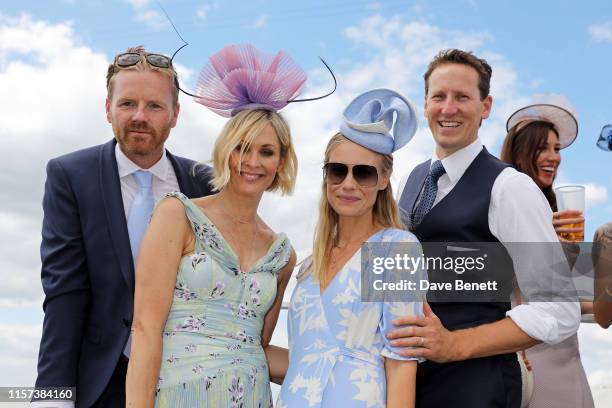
[500,100,594,408]
[276,89,426,408]
[125,44,333,407]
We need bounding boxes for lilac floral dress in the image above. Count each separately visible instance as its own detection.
[154,192,291,408]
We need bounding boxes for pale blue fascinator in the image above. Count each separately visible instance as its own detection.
[339,89,418,154]
[596,124,612,151]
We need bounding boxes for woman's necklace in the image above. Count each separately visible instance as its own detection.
[217,197,257,225]
[324,228,377,288]
[215,197,259,272]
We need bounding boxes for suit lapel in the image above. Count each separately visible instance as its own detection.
[168,150,197,197]
[398,159,430,229]
[99,139,134,291]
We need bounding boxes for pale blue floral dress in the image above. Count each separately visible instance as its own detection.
[154,192,291,408]
[277,228,426,408]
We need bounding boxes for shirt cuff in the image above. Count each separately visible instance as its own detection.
[31,400,74,408]
[506,301,580,344]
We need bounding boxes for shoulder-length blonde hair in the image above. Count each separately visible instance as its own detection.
[307,133,403,282]
[210,108,298,195]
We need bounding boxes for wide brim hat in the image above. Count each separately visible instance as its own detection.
[506,103,578,149]
[596,124,612,151]
[339,88,418,155]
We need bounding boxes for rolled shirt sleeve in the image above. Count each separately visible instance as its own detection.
[489,168,581,344]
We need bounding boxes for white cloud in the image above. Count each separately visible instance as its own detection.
[253,14,268,29]
[0,14,78,64]
[196,4,211,22]
[585,183,608,209]
[0,212,43,307]
[134,9,169,30]
[0,14,108,215]
[124,0,152,8]
[0,324,41,384]
[588,21,612,43]
[195,2,220,24]
[578,323,612,394]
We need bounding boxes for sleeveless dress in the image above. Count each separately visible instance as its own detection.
[277,228,426,407]
[154,192,292,408]
[525,334,594,407]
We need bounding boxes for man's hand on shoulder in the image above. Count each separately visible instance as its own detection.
[385,301,463,363]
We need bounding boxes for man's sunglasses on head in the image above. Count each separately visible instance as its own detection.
[114,52,173,69]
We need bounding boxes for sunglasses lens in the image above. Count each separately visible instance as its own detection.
[353,165,378,187]
[324,163,348,184]
[146,54,171,68]
[115,53,141,67]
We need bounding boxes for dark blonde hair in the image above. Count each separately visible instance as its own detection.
[210,109,297,195]
[106,45,179,106]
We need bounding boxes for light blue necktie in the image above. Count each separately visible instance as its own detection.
[127,170,155,263]
[412,160,446,228]
[124,170,154,357]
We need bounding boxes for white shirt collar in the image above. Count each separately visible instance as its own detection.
[431,138,483,184]
[115,143,169,181]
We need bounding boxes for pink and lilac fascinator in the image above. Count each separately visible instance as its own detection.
[191,44,335,117]
[150,6,335,115]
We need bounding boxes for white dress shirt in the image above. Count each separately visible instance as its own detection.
[115,143,181,215]
[396,138,581,345]
[31,145,181,408]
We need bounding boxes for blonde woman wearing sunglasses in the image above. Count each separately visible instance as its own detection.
[276,89,426,408]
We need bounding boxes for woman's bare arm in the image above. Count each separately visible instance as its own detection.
[126,198,192,407]
[385,358,417,408]
[261,249,296,384]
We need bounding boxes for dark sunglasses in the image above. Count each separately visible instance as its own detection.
[323,162,379,187]
[114,52,173,69]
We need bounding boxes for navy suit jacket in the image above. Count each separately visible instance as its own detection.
[35,139,213,407]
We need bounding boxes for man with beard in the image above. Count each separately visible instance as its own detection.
[33,46,213,407]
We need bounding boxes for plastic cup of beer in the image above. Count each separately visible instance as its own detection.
[555,185,585,242]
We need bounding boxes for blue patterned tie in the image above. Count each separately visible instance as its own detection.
[412,160,446,228]
[124,170,154,357]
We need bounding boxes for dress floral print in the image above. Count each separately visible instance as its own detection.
[154,192,291,407]
[278,228,426,408]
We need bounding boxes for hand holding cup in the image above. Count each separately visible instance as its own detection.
[555,185,586,242]
[553,210,585,242]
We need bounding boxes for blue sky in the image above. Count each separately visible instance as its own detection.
[0,0,611,404]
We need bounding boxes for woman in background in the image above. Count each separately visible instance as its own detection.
[501,102,594,408]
